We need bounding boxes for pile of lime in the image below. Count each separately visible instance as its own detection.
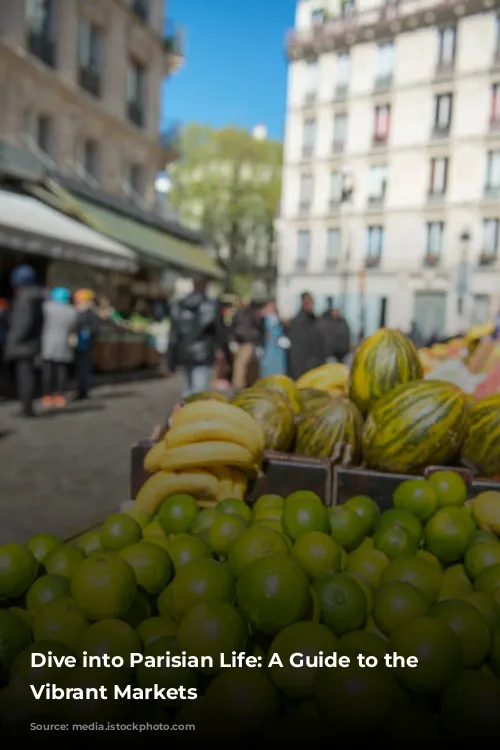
[1,474,500,742]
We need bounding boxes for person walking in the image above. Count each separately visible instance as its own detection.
[318,307,351,364]
[73,289,100,400]
[288,292,325,380]
[230,299,264,390]
[259,300,289,378]
[167,274,227,398]
[40,287,78,408]
[493,310,500,341]
[4,265,44,417]
[408,320,425,349]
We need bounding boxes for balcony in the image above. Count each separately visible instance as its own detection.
[28,31,55,67]
[298,201,311,216]
[489,117,500,133]
[334,83,348,100]
[484,185,500,199]
[372,134,388,148]
[159,120,181,164]
[301,144,314,159]
[286,0,484,60]
[435,59,455,80]
[423,253,441,267]
[427,191,445,205]
[295,258,309,271]
[365,255,381,268]
[325,257,339,269]
[163,21,184,74]
[367,194,385,208]
[132,0,149,23]
[303,91,317,107]
[332,140,345,154]
[493,46,500,67]
[431,124,450,140]
[78,67,101,98]
[374,74,393,92]
[127,101,144,128]
[478,252,498,266]
[329,198,341,212]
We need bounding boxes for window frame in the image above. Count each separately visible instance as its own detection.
[425,221,445,262]
[366,225,384,264]
[373,104,391,142]
[297,229,311,267]
[326,227,341,266]
[429,157,449,195]
[433,93,453,133]
[437,26,456,68]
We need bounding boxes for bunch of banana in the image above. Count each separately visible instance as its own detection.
[136,400,264,515]
[296,362,349,393]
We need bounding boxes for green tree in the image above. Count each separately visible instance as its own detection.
[168,124,283,293]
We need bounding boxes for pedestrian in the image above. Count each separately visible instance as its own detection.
[259,300,289,378]
[40,287,78,408]
[4,264,44,417]
[73,289,100,400]
[318,307,351,364]
[167,274,227,398]
[230,298,264,390]
[493,311,500,341]
[408,320,425,349]
[288,292,326,380]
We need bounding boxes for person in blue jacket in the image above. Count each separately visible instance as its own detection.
[259,300,289,378]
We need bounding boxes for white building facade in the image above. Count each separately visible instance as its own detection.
[278,0,500,340]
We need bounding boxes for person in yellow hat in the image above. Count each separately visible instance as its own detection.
[73,289,99,399]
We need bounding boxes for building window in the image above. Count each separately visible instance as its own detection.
[302,118,316,157]
[297,230,310,268]
[366,226,383,266]
[124,163,143,198]
[341,0,356,19]
[373,105,391,144]
[132,0,149,23]
[491,84,500,128]
[437,27,456,70]
[36,114,52,155]
[78,20,102,97]
[375,42,394,88]
[326,228,341,267]
[335,52,350,95]
[483,219,500,261]
[127,59,146,127]
[83,139,99,182]
[486,151,500,194]
[304,60,319,103]
[428,157,448,196]
[26,0,55,67]
[368,164,388,205]
[333,113,348,152]
[495,16,500,61]
[329,170,342,207]
[311,8,326,25]
[433,93,453,135]
[299,173,314,213]
[425,222,444,265]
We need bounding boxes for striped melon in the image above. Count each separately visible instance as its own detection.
[253,374,301,414]
[183,391,229,404]
[349,328,423,416]
[232,387,295,452]
[461,394,500,477]
[296,362,349,392]
[299,388,337,413]
[296,397,363,464]
[363,379,470,474]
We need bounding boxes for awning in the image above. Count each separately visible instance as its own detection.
[0,189,138,273]
[29,182,224,280]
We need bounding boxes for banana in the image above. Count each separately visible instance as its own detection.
[171,400,265,455]
[230,468,248,501]
[165,419,261,460]
[209,465,233,482]
[160,441,257,475]
[144,441,169,472]
[135,470,218,515]
[216,477,235,502]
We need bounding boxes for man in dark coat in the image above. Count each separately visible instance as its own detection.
[5,265,44,417]
[230,299,264,390]
[318,307,351,363]
[288,292,326,379]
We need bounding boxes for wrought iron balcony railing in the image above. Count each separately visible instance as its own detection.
[28,31,55,67]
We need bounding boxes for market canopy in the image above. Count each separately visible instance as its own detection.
[0,189,138,273]
[29,182,224,280]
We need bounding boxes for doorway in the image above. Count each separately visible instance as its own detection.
[413,291,447,340]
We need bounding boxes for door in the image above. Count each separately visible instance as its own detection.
[471,295,490,325]
[413,292,447,340]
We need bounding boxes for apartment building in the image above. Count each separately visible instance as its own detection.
[279,0,500,339]
[0,0,182,207]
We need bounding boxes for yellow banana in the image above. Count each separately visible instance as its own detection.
[165,419,261,460]
[216,477,235,501]
[209,465,233,482]
[144,441,169,472]
[172,400,265,455]
[198,498,219,509]
[230,468,248,501]
[135,470,218,515]
[160,441,256,475]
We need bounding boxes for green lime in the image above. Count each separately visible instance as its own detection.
[312,572,367,637]
[438,563,473,600]
[374,581,428,635]
[208,514,248,557]
[490,626,500,678]
[158,494,199,534]
[428,471,467,507]
[204,667,279,731]
[10,640,74,686]
[474,563,500,596]
[383,705,441,746]
[393,479,438,521]
[430,598,490,669]
[216,499,251,521]
[122,590,151,627]
[57,667,128,724]
[236,553,309,634]
[71,552,137,620]
[119,541,172,594]
[388,616,462,695]
[123,507,152,529]
[373,523,417,561]
[364,614,387,640]
[167,534,211,571]
[376,508,423,544]
[465,542,500,579]
[347,546,389,590]
[9,607,31,627]
[416,549,443,572]
[0,543,38,599]
[177,601,247,674]
[76,618,141,666]
[74,529,102,556]
[425,508,473,564]
[157,583,178,621]
[170,559,235,619]
[136,617,177,647]
[45,544,85,580]
[471,491,500,536]
[190,508,218,544]
[100,514,142,551]
[459,592,500,636]
[227,525,289,578]
[339,630,388,661]
[267,621,337,698]
[252,494,284,522]
[283,491,328,540]
[26,534,61,564]
[0,681,47,726]
[26,575,70,616]
[291,531,342,579]
[381,556,442,605]
[142,519,167,541]
[345,495,379,535]
[0,610,32,674]
[440,670,500,743]
[469,530,499,546]
[33,598,89,648]
[328,506,365,551]
[136,636,198,700]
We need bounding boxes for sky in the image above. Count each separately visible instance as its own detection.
[161,0,296,143]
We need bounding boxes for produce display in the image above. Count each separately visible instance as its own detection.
[461,394,500,479]
[232,387,295,453]
[295,396,363,464]
[1,473,500,742]
[296,362,349,393]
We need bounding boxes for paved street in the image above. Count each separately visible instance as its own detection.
[0,376,183,544]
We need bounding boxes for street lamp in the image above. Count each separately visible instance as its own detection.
[456,229,471,320]
[340,168,354,314]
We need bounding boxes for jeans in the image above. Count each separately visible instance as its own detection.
[15,358,36,415]
[181,365,213,398]
[42,360,67,396]
[76,349,93,398]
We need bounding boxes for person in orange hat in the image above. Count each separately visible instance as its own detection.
[73,289,99,399]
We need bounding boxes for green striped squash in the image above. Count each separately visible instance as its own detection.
[253,374,301,414]
[299,388,337,414]
[232,387,295,452]
[349,328,423,416]
[295,397,363,464]
[363,379,470,474]
[461,394,500,477]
